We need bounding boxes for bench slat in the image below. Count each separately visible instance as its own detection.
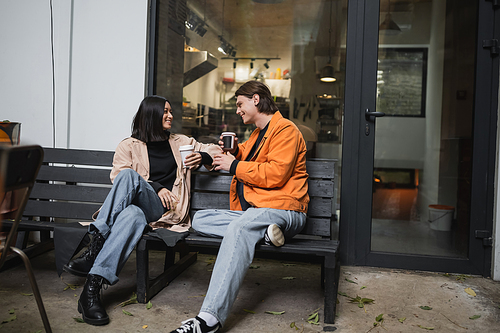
[191,192,230,210]
[302,217,331,237]
[24,200,99,220]
[31,183,110,202]
[191,192,332,217]
[43,147,114,166]
[306,159,336,179]
[37,165,112,184]
[193,174,334,198]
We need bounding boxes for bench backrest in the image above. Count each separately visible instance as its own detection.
[191,160,336,239]
[25,148,336,239]
[24,148,114,221]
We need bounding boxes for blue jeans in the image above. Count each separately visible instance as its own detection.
[89,169,164,285]
[192,208,307,324]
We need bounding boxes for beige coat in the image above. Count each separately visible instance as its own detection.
[99,134,222,232]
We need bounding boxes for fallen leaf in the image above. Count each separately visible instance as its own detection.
[122,310,133,316]
[307,309,320,325]
[360,286,367,290]
[464,288,476,297]
[63,283,79,291]
[243,309,255,314]
[146,301,153,310]
[290,322,299,330]
[282,276,296,280]
[418,325,434,330]
[345,278,358,284]
[21,293,33,296]
[119,293,138,307]
[8,309,14,314]
[265,311,285,315]
[375,314,384,322]
[142,324,148,329]
[73,317,84,323]
[398,317,406,323]
[1,315,16,324]
[456,274,471,282]
[419,306,432,310]
[348,296,375,311]
[469,315,481,320]
[338,291,350,297]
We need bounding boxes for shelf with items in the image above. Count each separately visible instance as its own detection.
[316,97,343,143]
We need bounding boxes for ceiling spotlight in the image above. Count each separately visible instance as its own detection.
[233,61,237,69]
[218,36,230,55]
[264,62,269,69]
[218,36,236,57]
[185,10,207,37]
[195,25,207,37]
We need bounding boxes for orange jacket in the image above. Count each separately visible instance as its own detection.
[231,111,309,213]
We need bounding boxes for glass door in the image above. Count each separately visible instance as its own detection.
[371,0,476,258]
[340,0,497,276]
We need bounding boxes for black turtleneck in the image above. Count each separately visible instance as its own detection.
[146,140,177,193]
[146,133,213,193]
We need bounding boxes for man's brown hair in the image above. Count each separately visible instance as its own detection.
[235,81,278,115]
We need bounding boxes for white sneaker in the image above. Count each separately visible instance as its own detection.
[169,316,220,333]
[264,224,285,247]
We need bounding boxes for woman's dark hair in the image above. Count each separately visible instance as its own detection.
[235,81,278,115]
[131,95,170,142]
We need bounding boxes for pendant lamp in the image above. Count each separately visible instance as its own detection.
[320,0,336,83]
[379,0,402,36]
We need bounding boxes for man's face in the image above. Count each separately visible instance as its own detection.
[236,94,259,125]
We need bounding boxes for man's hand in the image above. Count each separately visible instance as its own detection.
[219,135,239,154]
[157,188,179,210]
[184,152,202,169]
[213,153,236,172]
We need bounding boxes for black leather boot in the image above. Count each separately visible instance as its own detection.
[64,232,106,277]
[78,274,109,325]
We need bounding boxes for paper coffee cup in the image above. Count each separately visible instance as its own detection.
[179,145,195,168]
[221,132,236,151]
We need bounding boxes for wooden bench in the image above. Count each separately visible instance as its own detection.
[1,147,340,323]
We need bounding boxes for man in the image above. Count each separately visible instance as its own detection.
[170,81,309,333]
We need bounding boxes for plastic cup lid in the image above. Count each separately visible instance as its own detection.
[221,132,236,136]
[179,145,194,150]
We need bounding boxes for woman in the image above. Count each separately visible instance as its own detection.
[64,96,221,326]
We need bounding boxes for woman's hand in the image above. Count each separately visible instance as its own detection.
[218,135,239,154]
[213,153,236,172]
[184,152,202,169]
[157,188,179,210]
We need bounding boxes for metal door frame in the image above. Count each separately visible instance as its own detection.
[339,0,499,277]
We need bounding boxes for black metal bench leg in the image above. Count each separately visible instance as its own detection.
[323,253,340,324]
[136,238,149,303]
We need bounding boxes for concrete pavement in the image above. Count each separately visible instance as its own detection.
[0,250,499,332]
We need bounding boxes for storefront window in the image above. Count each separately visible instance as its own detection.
[153,0,347,239]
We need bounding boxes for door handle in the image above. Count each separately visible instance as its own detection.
[365,108,385,120]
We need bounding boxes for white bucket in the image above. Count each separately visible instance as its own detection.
[428,205,454,231]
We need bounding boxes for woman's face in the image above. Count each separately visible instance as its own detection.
[163,102,173,130]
